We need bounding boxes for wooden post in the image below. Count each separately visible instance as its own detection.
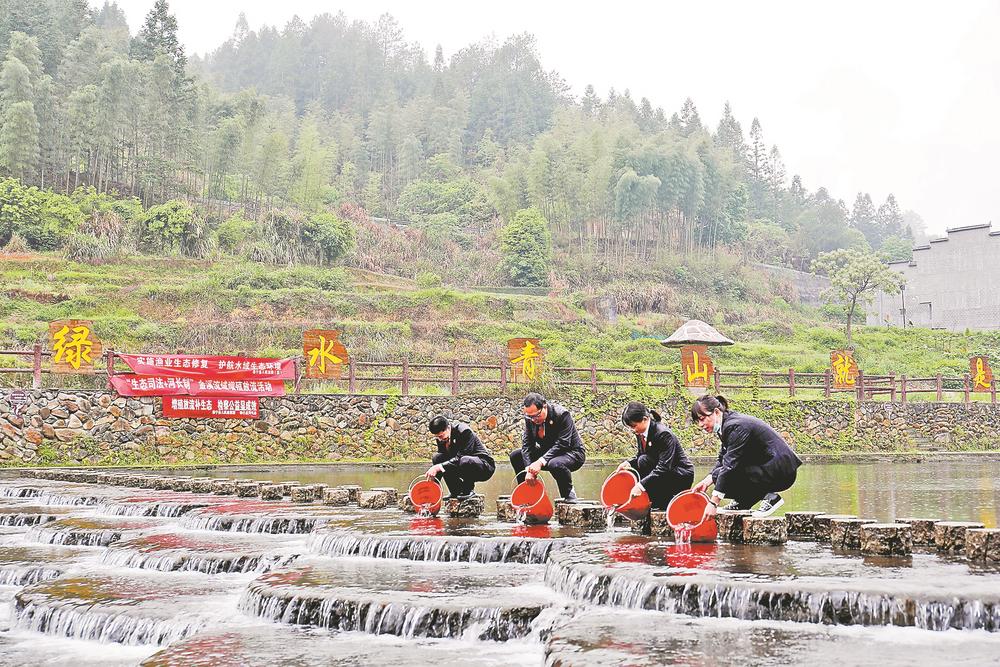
[348,358,357,394]
[824,368,831,398]
[451,359,459,396]
[963,373,970,404]
[32,342,42,389]
[788,368,795,397]
[713,367,720,393]
[900,375,907,404]
[293,358,302,395]
[889,373,896,403]
[401,358,410,396]
[590,363,597,392]
[499,355,508,395]
[856,370,865,402]
[936,374,943,401]
[992,379,996,404]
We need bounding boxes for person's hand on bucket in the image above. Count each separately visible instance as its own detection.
[701,499,718,523]
[617,461,631,473]
[630,481,645,498]
[693,474,714,494]
[425,464,444,479]
[526,459,544,478]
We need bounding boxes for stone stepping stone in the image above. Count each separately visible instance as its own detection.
[290,484,326,503]
[829,518,877,550]
[323,487,352,506]
[557,502,607,530]
[336,485,362,503]
[742,516,787,545]
[446,494,485,518]
[786,511,824,538]
[649,511,674,538]
[496,495,515,522]
[935,521,986,554]
[894,518,940,546]
[211,479,238,495]
[813,514,857,542]
[370,487,398,503]
[357,489,392,509]
[860,523,913,556]
[965,528,1000,562]
[716,510,752,543]
[189,478,227,493]
[236,481,272,498]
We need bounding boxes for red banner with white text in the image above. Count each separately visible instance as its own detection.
[117,354,295,381]
[111,375,285,397]
[162,396,259,419]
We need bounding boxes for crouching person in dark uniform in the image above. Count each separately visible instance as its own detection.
[509,392,586,502]
[425,415,496,500]
[691,395,803,519]
[617,401,694,510]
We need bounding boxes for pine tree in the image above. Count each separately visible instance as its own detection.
[748,117,768,181]
[678,97,703,137]
[715,101,746,162]
[0,100,39,179]
[131,0,186,76]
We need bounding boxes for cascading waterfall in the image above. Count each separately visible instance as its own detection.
[0,487,41,498]
[0,565,63,586]
[543,555,1000,632]
[14,599,206,646]
[307,531,557,564]
[97,501,206,518]
[238,583,543,641]
[100,547,298,574]
[181,514,327,534]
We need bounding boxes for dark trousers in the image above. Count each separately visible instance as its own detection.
[722,465,798,509]
[634,454,694,511]
[432,453,495,496]
[509,449,584,498]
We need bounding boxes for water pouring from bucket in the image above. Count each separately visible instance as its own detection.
[665,490,718,543]
[510,477,553,525]
[600,468,651,529]
[408,476,443,518]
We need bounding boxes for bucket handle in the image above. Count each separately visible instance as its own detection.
[665,490,712,531]
[408,475,441,492]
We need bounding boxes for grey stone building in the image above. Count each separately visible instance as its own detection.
[868,223,1000,331]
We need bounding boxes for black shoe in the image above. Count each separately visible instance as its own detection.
[454,492,474,501]
[562,488,578,503]
[720,501,745,512]
[753,493,784,517]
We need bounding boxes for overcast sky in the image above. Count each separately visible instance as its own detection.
[107,0,1000,236]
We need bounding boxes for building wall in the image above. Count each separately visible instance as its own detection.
[868,224,1000,331]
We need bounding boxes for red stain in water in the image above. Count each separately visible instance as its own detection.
[663,542,718,572]
[604,541,649,564]
[409,518,445,535]
[511,524,551,539]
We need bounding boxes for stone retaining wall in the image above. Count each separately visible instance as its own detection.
[1,390,998,466]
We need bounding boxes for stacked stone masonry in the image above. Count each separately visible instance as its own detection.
[3,390,1000,466]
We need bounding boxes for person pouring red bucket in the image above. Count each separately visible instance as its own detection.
[614,401,695,510]
[424,416,496,500]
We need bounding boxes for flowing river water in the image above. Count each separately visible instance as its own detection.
[0,461,996,666]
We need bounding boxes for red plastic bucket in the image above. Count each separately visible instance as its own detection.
[408,476,443,517]
[510,478,554,525]
[600,469,651,522]
[665,490,718,543]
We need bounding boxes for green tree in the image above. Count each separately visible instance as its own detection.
[813,248,905,346]
[302,211,355,265]
[499,207,551,286]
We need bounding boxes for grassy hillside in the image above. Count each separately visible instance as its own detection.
[3,252,999,389]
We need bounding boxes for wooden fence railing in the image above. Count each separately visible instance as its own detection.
[0,347,996,403]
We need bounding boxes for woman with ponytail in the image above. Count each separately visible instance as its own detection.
[690,395,802,519]
[616,401,695,510]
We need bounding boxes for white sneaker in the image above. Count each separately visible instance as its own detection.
[753,493,784,517]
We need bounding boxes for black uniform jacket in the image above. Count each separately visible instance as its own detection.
[521,401,586,462]
[437,422,495,470]
[628,420,694,490]
[711,410,802,496]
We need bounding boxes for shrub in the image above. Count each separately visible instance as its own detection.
[64,233,114,264]
[416,271,442,288]
[301,212,355,265]
[140,200,206,256]
[499,208,551,286]
[215,211,256,252]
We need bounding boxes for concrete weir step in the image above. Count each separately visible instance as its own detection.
[239,561,552,641]
[307,527,560,564]
[544,608,1000,667]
